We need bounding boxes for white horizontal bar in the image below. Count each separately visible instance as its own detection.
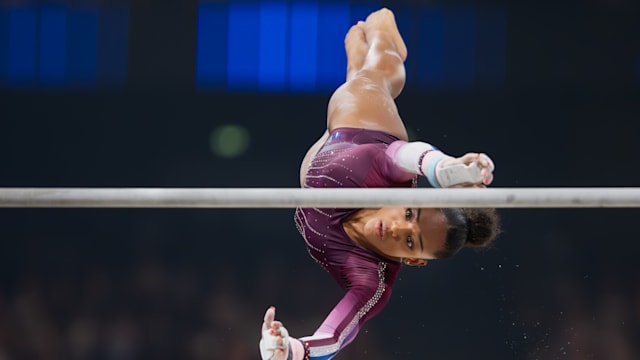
[0,188,640,208]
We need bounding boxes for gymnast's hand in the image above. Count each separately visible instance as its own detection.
[437,152,495,188]
[260,307,290,360]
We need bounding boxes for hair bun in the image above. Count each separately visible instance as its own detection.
[461,208,501,247]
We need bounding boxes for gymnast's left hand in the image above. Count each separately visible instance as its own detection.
[438,152,495,188]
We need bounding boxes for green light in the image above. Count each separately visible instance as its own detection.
[209,125,251,158]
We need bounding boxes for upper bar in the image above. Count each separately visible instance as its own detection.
[1,188,640,208]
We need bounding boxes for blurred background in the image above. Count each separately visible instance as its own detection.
[1,0,639,359]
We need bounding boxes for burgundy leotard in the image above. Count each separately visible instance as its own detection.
[294,127,416,359]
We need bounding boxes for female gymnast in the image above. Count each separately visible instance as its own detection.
[260,8,500,360]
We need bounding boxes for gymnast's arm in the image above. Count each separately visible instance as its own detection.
[385,141,495,188]
[297,282,393,359]
[262,262,394,360]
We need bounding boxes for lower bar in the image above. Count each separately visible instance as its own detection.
[1,188,640,208]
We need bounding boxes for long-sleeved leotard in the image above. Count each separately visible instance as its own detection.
[294,127,418,359]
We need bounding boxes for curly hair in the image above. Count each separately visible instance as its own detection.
[435,208,501,259]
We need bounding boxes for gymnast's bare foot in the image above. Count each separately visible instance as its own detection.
[260,307,290,360]
[345,21,368,81]
[363,8,407,61]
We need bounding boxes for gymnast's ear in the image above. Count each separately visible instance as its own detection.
[403,258,427,267]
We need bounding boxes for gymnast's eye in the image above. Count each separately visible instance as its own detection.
[407,236,414,249]
[405,208,413,220]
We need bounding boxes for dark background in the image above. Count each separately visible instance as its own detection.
[1,0,640,359]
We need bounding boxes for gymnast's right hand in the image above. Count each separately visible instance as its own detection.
[260,307,290,360]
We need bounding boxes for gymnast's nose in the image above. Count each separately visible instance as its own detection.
[390,220,414,239]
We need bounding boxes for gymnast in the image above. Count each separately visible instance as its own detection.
[260,8,500,360]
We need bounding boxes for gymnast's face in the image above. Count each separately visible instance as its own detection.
[346,207,449,265]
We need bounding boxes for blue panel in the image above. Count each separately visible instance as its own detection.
[67,8,98,87]
[196,3,228,89]
[316,2,349,91]
[475,6,506,87]
[96,7,128,87]
[8,6,37,87]
[39,5,67,87]
[227,1,260,91]
[258,0,287,92]
[417,7,444,88]
[442,6,475,89]
[0,7,8,86]
[349,3,377,24]
[289,1,318,92]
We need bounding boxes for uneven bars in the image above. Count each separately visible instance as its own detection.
[1,188,640,208]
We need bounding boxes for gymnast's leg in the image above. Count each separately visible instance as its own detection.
[300,9,408,187]
[326,8,409,140]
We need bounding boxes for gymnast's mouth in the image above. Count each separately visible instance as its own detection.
[375,221,384,239]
